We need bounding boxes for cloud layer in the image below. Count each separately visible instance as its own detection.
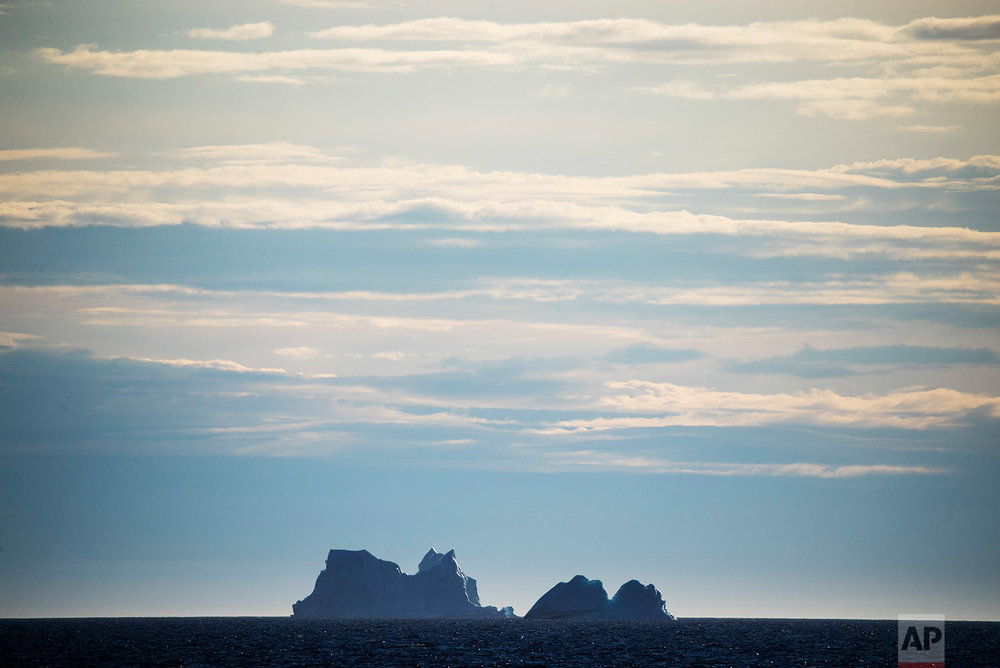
[5,8,999,485]
[1,148,998,261]
[2,346,986,476]
[33,14,1000,120]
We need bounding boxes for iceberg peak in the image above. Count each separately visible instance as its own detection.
[418,547,458,573]
[418,548,444,573]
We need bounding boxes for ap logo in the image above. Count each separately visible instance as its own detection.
[898,613,944,667]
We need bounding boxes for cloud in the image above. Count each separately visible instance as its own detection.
[0,344,981,476]
[36,16,1000,88]
[902,15,1000,41]
[838,154,1000,175]
[33,44,514,78]
[427,237,481,248]
[188,22,275,41]
[23,14,1000,136]
[7,270,996,321]
[305,17,903,61]
[728,344,1000,377]
[305,16,1000,79]
[0,147,115,161]
[752,193,845,201]
[171,142,344,164]
[65,300,644,345]
[723,75,1000,119]
[1,151,997,261]
[640,74,1000,119]
[633,79,715,100]
[372,351,407,360]
[540,381,1000,431]
[0,347,524,457]
[0,331,42,349]
[552,451,945,478]
[235,74,308,85]
[2,197,998,263]
[130,356,289,374]
[898,124,959,133]
[5,152,996,202]
[593,272,1000,307]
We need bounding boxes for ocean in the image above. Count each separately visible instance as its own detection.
[2,617,998,666]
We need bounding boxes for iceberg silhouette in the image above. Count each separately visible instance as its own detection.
[292,548,673,621]
[525,575,674,620]
[292,548,513,618]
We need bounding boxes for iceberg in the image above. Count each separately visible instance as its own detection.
[525,575,674,620]
[292,548,512,618]
[607,580,674,620]
[523,575,610,620]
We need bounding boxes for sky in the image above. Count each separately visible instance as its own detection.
[0,0,998,620]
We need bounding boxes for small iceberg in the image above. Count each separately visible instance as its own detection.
[525,575,674,620]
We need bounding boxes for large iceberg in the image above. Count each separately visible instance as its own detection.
[525,575,674,620]
[292,548,513,618]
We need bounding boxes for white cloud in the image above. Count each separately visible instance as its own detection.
[372,351,407,360]
[539,381,1000,431]
[0,147,115,161]
[752,193,846,201]
[309,16,904,58]
[723,75,1000,119]
[902,15,1000,41]
[427,237,481,248]
[4,196,999,262]
[594,272,1000,306]
[130,356,289,374]
[307,16,997,71]
[898,124,960,133]
[2,152,999,261]
[14,271,998,311]
[235,74,307,85]
[3,153,997,201]
[2,344,969,474]
[838,154,1000,173]
[0,331,43,348]
[189,22,275,41]
[552,451,945,478]
[639,74,1000,119]
[33,44,514,78]
[36,16,1000,86]
[631,79,715,100]
[30,15,1000,124]
[171,142,343,164]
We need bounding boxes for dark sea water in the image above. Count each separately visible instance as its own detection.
[2,617,998,667]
